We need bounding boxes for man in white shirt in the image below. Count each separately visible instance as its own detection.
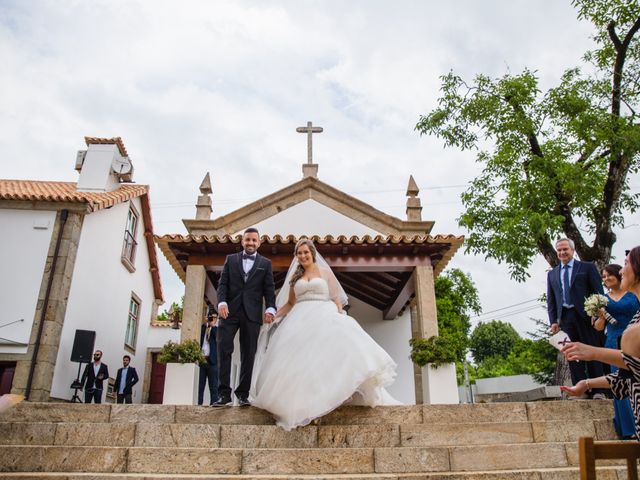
[114,355,139,404]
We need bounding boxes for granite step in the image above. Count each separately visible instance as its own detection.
[0,400,615,426]
[0,443,629,475]
[0,419,618,448]
[0,466,627,480]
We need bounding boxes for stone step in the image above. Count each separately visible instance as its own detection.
[0,466,627,479]
[0,443,628,475]
[0,419,618,448]
[0,400,614,426]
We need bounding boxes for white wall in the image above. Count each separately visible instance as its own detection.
[146,324,180,349]
[252,199,383,237]
[0,209,56,354]
[349,297,415,404]
[51,197,157,402]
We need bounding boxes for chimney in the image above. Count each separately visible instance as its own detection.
[75,137,133,192]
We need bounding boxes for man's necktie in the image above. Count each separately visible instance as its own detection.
[563,264,571,305]
[242,253,255,261]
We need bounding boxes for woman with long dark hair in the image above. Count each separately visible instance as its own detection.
[562,247,640,440]
[593,264,639,438]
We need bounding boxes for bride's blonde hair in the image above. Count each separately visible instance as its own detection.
[289,238,317,286]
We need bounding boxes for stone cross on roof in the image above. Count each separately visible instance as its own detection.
[296,121,323,165]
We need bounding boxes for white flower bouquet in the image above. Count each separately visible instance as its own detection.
[584,294,618,326]
[584,294,608,317]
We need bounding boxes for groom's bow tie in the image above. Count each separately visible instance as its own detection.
[242,253,256,261]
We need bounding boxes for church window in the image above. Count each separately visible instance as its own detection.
[125,293,141,352]
[121,204,139,272]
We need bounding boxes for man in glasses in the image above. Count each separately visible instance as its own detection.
[80,350,109,404]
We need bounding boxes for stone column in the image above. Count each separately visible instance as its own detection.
[413,265,438,338]
[410,264,438,404]
[181,264,206,342]
[12,210,84,401]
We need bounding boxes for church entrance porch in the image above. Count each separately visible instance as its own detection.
[156,233,462,404]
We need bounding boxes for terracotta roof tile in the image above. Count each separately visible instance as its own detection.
[0,180,148,212]
[85,136,128,157]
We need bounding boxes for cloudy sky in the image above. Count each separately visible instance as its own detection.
[2,0,638,335]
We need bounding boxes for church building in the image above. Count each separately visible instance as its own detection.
[156,123,463,404]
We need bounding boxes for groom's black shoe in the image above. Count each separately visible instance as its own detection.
[211,396,232,408]
[237,397,251,407]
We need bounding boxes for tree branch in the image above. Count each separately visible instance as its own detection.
[607,21,623,51]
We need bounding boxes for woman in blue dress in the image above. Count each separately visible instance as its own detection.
[593,264,640,439]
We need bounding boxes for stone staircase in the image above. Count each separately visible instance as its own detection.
[0,400,631,479]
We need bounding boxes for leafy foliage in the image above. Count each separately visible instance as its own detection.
[410,336,459,368]
[469,319,557,384]
[433,268,481,363]
[416,0,640,280]
[410,269,480,371]
[469,320,520,364]
[157,339,205,364]
[156,297,184,322]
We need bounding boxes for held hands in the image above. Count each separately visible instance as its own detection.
[561,341,596,362]
[264,312,275,324]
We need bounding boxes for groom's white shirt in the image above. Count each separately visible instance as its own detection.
[218,252,276,316]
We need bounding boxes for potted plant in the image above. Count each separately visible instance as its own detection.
[158,339,205,405]
[410,336,459,404]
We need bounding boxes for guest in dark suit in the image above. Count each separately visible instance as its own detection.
[214,228,276,407]
[199,313,219,405]
[114,355,139,404]
[547,238,606,397]
[81,350,109,404]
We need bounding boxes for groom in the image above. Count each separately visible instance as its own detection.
[213,227,276,407]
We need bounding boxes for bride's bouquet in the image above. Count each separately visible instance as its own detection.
[584,294,618,325]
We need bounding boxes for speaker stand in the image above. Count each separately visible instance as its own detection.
[70,362,84,403]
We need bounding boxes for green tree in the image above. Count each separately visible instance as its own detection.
[410,268,480,368]
[471,319,557,383]
[156,296,184,322]
[469,320,520,364]
[416,1,640,280]
[434,268,481,362]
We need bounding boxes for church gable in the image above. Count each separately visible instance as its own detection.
[251,199,383,237]
[184,175,434,237]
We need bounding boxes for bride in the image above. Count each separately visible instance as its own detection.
[250,238,400,430]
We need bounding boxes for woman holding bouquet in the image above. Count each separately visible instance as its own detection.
[593,264,639,439]
[562,247,640,441]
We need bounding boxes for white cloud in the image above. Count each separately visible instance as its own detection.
[1,0,637,336]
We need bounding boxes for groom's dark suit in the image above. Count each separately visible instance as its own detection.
[547,259,606,387]
[216,251,276,401]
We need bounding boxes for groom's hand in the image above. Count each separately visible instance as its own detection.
[264,312,275,324]
[219,305,229,319]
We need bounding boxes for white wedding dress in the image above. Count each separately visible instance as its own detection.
[250,277,400,430]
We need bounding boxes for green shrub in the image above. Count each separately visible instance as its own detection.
[410,336,458,368]
[157,339,205,364]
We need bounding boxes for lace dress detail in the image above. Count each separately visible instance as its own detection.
[606,310,640,439]
[250,277,399,430]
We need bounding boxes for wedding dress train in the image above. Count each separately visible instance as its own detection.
[250,277,400,430]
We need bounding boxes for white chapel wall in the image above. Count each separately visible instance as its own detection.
[50,197,156,402]
[0,209,56,354]
[250,199,383,237]
[348,297,415,404]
